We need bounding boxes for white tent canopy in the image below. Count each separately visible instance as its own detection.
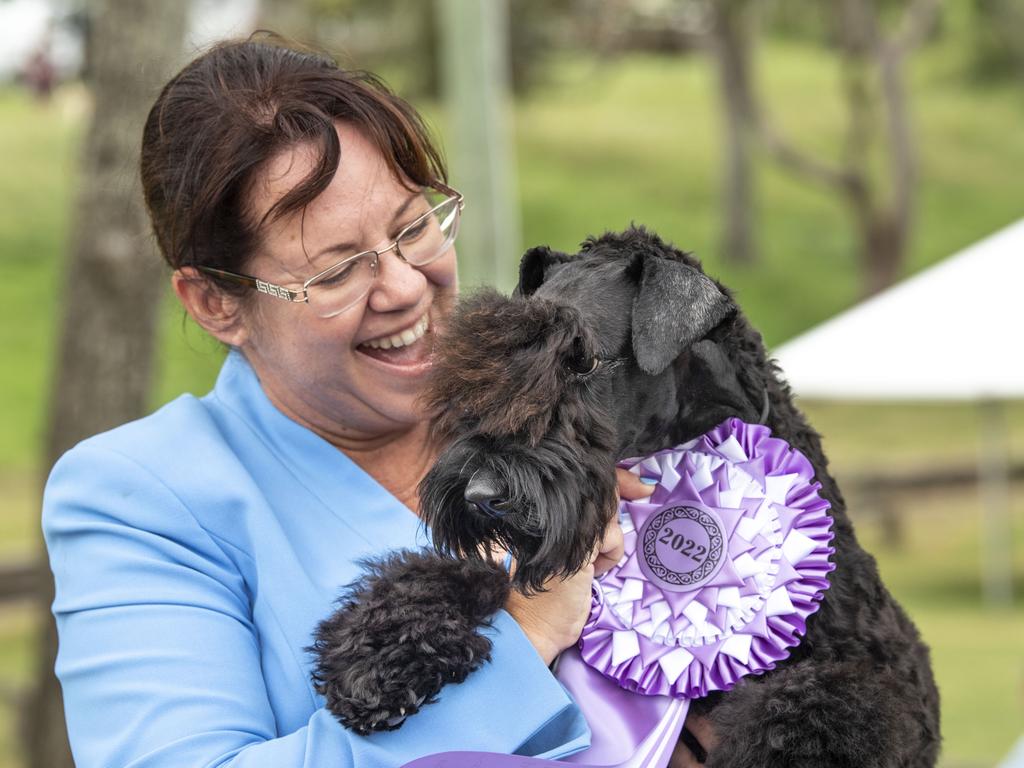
[771,219,1022,606]
[772,219,1024,400]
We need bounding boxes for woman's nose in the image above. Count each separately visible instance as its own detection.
[366,248,428,313]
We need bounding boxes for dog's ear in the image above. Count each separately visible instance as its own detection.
[632,257,735,375]
[516,246,572,297]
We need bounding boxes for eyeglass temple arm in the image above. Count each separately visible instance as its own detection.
[433,181,465,209]
[196,266,307,303]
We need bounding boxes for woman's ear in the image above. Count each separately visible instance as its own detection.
[172,267,249,347]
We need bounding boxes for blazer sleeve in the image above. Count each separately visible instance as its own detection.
[43,442,590,768]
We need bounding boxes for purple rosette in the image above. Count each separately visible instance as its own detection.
[578,417,835,700]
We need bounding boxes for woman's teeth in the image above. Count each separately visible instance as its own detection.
[362,315,429,350]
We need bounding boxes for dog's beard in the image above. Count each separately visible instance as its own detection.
[420,436,617,593]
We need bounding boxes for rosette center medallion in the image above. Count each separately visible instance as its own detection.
[638,504,725,592]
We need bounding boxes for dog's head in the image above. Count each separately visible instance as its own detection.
[420,226,765,591]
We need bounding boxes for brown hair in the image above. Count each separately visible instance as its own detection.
[140,35,447,294]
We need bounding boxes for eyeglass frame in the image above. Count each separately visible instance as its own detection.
[195,181,464,314]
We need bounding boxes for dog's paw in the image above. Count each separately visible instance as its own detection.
[310,550,510,733]
[316,618,495,734]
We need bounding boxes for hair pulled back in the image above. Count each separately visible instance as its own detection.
[140,35,447,293]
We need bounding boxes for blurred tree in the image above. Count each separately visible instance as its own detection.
[294,0,443,99]
[707,0,759,265]
[438,0,521,290]
[507,0,579,94]
[259,0,321,42]
[969,0,1024,81]
[761,0,934,44]
[25,1,188,767]
[749,0,943,295]
[760,0,833,40]
[260,0,578,98]
[574,0,635,55]
[570,0,705,56]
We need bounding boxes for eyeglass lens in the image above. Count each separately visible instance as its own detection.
[306,196,461,318]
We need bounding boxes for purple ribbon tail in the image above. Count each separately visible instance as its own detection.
[555,649,687,768]
[399,649,687,768]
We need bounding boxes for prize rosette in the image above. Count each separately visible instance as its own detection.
[578,417,836,700]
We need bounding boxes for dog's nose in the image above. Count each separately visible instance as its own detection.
[465,470,511,518]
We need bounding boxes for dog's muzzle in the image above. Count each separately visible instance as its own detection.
[464,468,512,518]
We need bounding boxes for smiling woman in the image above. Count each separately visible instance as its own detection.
[173,123,461,464]
[38,35,626,768]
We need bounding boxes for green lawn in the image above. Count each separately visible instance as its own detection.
[1,36,1023,768]
[850,486,1024,768]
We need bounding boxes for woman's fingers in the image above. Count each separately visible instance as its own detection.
[592,467,653,575]
[616,466,655,502]
[592,515,625,576]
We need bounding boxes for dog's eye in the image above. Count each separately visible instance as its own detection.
[566,340,601,377]
[569,356,600,376]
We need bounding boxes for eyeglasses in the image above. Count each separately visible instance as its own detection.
[197,182,464,318]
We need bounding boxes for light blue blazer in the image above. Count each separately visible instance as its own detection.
[43,351,590,768]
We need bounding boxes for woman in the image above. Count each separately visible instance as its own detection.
[42,37,643,768]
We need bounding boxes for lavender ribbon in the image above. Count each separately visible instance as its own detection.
[401,678,686,768]
[401,419,834,768]
[577,417,835,699]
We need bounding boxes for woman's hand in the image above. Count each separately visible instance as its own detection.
[594,467,654,575]
[616,465,656,502]
[507,468,653,665]
[506,563,596,666]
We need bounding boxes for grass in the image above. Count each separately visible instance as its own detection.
[0,34,1022,768]
[801,399,1024,765]
[0,89,79,472]
[856,490,1024,767]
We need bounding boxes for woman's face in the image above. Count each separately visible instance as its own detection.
[235,122,458,442]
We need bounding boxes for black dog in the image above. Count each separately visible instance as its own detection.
[312,227,940,767]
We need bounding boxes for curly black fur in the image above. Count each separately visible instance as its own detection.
[420,431,614,593]
[699,659,927,768]
[312,226,940,765]
[310,551,509,734]
[418,291,618,592]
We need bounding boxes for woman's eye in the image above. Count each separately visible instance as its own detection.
[401,218,431,243]
[319,263,357,288]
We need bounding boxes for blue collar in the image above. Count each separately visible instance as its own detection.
[209,350,428,550]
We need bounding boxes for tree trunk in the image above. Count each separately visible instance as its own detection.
[26,2,187,767]
[413,0,442,100]
[708,0,758,265]
[862,212,907,297]
[437,0,521,291]
[750,0,938,296]
[838,0,925,298]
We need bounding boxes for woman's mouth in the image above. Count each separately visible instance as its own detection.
[357,314,433,367]
[361,314,429,350]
